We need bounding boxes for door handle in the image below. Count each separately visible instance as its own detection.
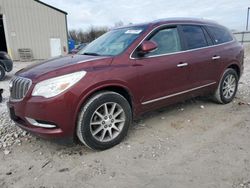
[212,55,221,60]
[177,62,188,67]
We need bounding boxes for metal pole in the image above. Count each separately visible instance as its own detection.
[246,7,250,31]
[241,32,244,45]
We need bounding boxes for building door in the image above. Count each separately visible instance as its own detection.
[0,15,7,52]
[50,38,61,57]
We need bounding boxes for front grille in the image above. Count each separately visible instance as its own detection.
[10,77,32,100]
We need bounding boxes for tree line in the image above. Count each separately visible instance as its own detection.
[69,26,108,44]
[69,21,130,44]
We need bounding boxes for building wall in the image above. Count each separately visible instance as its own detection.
[0,0,68,60]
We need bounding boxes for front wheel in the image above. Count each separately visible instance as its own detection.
[77,91,132,150]
[213,68,239,104]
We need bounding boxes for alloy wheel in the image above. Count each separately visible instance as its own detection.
[90,102,126,142]
[222,74,236,99]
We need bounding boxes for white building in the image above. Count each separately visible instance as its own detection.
[0,0,68,60]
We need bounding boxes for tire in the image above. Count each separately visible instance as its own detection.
[0,65,6,81]
[77,91,132,150]
[213,68,239,104]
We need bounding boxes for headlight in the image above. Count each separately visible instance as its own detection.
[32,71,86,98]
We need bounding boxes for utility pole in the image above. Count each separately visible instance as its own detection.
[246,7,250,31]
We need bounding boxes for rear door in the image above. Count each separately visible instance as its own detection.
[205,25,235,80]
[179,25,219,88]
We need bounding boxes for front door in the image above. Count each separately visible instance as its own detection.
[133,26,191,105]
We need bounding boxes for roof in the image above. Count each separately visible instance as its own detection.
[34,0,67,15]
[115,17,220,30]
[152,17,219,25]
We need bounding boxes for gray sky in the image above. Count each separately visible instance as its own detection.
[42,0,249,31]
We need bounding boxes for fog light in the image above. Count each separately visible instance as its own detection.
[25,117,56,128]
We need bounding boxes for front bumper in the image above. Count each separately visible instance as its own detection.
[7,93,79,141]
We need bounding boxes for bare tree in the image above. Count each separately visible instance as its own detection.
[69,21,134,44]
[69,26,108,44]
[114,21,124,27]
[69,30,78,42]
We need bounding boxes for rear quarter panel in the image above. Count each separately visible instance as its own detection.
[212,41,243,84]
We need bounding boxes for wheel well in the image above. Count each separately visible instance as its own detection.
[84,86,133,110]
[228,64,240,77]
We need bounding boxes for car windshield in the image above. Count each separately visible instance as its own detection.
[78,26,147,56]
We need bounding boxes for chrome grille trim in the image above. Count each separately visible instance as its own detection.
[10,76,32,100]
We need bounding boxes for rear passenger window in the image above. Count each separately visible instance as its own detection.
[207,26,233,44]
[203,28,214,46]
[181,25,208,50]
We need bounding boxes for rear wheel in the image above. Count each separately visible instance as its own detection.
[77,91,132,150]
[0,65,5,81]
[213,68,238,104]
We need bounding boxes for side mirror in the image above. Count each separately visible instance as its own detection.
[139,41,157,55]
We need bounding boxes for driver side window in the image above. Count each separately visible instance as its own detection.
[146,27,181,56]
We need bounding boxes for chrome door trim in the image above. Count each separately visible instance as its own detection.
[141,82,216,105]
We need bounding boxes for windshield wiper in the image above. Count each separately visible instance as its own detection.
[82,52,101,56]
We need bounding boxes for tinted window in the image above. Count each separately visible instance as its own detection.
[203,27,213,46]
[146,27,181,56]
[207,26,233,44]
[181,25,208,50]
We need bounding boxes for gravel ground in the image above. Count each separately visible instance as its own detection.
[0,50,250,188]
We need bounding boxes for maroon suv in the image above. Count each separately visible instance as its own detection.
[8,18,244,150]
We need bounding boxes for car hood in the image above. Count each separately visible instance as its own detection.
[16,55,112,81]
